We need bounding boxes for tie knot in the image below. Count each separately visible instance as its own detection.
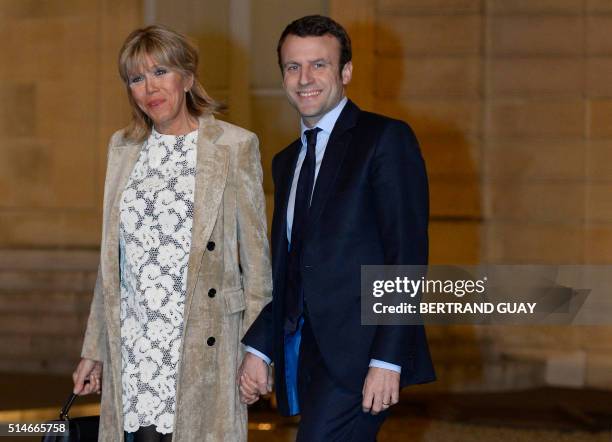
[304,127,321,148]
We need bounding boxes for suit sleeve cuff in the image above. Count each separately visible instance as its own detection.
[245,345,272,365]
[369,359,402,374]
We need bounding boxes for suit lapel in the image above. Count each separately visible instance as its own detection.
[183,115,228,321]
[275,141,301,238]
[271,100,360,277]
[269,141,299,285]
[102,140,142,337]
[99,137,142,426]
[306,100,360,234]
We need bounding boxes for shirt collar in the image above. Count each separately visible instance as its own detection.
[300,96,348,145]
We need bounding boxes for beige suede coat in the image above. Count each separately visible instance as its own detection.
[81,114,272,442]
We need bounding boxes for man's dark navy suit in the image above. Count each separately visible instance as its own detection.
[242,99,435,418]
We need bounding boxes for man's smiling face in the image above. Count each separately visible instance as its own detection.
[280,34,352,128]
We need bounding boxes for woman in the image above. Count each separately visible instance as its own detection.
[72,25,272,442]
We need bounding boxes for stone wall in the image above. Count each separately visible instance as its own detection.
[331,0,612,391]
[0,0,141,247]
[1,0,611,390]
[0,250,97,373]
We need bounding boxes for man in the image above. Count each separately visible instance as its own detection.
[239,15,435,441]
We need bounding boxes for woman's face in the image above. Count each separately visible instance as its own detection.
[128,55,195,135]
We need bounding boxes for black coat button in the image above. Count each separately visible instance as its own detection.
[207,241,215,251]
[207,337,216,346]
[208,288,216,298]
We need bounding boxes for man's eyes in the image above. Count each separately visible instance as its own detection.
[284,62,327,72]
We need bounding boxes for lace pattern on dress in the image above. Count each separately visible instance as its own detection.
[119,128,197,434]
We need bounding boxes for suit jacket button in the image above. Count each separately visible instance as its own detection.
[207,337,216,346]
[207,241,215,251]
[208,288,216,298]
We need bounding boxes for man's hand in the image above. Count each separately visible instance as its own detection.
[237,352,272,405]
[72,358,103,395]
[362,366,400,415]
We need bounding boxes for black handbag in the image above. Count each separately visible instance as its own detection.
[41,391,99,442]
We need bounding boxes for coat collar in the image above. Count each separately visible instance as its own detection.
[306,99,360,233]
[326,98,360,140]
[184,115,228,319]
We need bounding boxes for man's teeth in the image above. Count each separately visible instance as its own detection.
[299,91,320,97]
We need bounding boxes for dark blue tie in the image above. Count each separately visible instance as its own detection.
[284,127,321,334]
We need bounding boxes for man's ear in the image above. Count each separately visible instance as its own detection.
[341,61,353,86]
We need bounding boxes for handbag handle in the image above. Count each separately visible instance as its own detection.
[59,394,77,420]
[59,380,89,420]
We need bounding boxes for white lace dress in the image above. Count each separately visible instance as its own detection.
[119,128,197,434]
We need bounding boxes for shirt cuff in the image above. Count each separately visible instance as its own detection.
[244,345,272,365]
[369,359,401,374]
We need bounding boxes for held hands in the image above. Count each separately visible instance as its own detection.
[362,367,400,415]
[237,352,272,404]
[72,358,103,395]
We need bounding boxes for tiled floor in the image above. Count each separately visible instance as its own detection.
[1,373,611,441]
[249,418,611,442]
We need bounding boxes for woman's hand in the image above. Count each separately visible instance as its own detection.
[238,352,271,405]
[72,358,103,395]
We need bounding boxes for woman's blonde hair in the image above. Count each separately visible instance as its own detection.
[118,25,225,142]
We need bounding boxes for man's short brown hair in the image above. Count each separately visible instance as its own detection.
[277,15,352,75]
